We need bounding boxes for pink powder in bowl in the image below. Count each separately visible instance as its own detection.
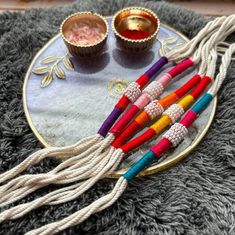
[65,20,105,46]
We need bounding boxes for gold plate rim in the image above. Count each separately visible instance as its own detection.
[23,19,217,178]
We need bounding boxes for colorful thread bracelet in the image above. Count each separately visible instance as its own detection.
[119,76,212,153]
[112,74,201,148]
[123,92,213,181]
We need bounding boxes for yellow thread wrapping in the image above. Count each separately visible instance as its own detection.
[150,115,172,133]
[177,95,195,110]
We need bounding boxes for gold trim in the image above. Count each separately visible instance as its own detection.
[23,17,217,178]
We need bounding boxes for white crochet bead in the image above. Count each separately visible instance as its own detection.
[143,81,164,101]
[144,100,164,120]
[163,123,188,146]
[163,104,184,123]
[124,82,141,103]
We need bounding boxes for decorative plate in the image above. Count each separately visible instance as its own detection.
[23,17,216,178]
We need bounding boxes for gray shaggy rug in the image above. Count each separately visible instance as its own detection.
[0,0,235,234]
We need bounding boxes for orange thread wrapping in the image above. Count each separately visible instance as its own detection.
[135,110,150,125]
[158,93,179,109]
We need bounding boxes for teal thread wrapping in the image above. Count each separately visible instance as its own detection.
[123,151,155,182]
[191,93,213,114]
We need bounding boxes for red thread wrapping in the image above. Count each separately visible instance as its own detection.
[121,128,156,153]
[168,59,194,78]
[190,76,212,99]
[115,95,131,111]
[136,74,150,89]
[112,121,141,148]
[150,138,172,158]
[180,110,197,128]
[175,74,201,98]
[110,105,139,137]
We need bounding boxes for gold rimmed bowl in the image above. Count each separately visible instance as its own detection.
[112,7,160,52]
[60,12,109,57]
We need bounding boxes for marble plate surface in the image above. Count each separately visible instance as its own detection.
[23,17,216,177]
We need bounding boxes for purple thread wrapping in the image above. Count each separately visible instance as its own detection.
[98,107,123,137]
[145,56,168,79]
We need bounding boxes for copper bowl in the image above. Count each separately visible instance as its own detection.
[112,7,160,52]
[60,12,109,57]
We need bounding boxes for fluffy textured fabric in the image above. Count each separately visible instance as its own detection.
[0,0,235,234]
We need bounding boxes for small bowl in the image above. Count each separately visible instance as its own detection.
[112,7,160,52]
[60,12,109,57]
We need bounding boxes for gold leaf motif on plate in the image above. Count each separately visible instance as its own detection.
[32,66,50,75]
[63,57,74,70]
[41,73,53,87]
[41,56,59,64]
[54,65,65,79]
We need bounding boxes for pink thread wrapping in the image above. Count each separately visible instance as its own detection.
[134,93,150,109]
[158,73,172,87]
[168,59,194,78]
[110,105,139,137]
[158,59,194,88]
[180,110,197,128]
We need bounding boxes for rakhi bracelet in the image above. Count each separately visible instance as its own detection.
[97,56,168,137]
[123,92,213,181]
[108,58,194,138]
[119,75,212,153]
[112,73,201,148]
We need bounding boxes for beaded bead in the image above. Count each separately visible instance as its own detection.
[124,82,141,103]
[143,81,164,101]
[163,123,188,146]
[144,100,164,120]
[163,104,184,123]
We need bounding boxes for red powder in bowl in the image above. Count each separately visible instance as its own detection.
[120,29,150,40]
[65,21,105,46]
